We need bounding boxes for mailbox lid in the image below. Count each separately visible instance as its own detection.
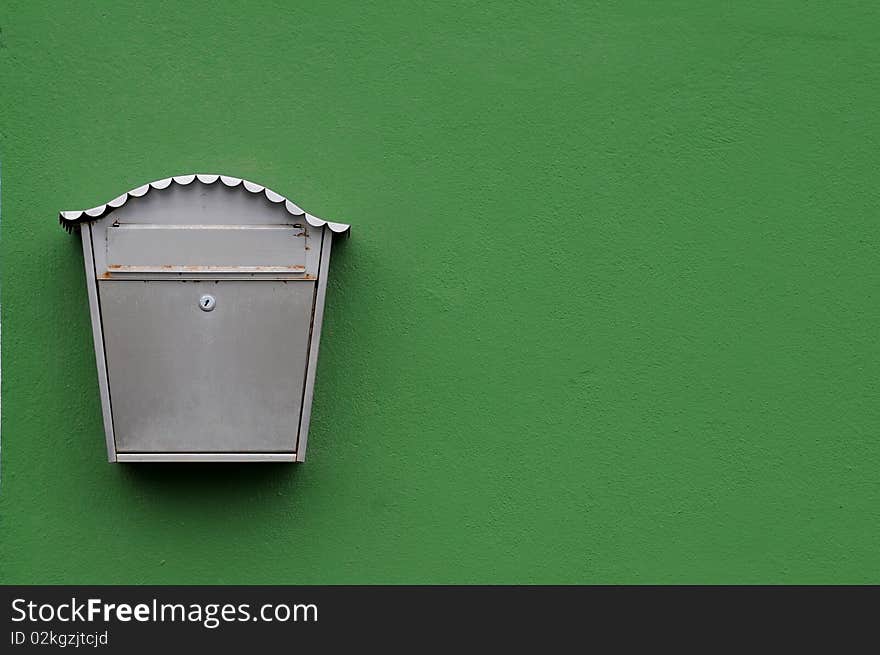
[105,223,308,274]
[100,279,314,453]
[85,180,329,280]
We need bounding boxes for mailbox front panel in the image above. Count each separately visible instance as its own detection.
[99,279,315,453]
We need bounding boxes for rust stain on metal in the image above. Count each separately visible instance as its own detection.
[107,264,306,272]
[100,269,316,280]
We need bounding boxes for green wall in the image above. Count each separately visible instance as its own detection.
[2,2,879,584]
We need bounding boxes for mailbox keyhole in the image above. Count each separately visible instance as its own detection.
[199,294,216,312]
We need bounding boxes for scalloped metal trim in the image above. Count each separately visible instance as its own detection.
[59,174,351,234]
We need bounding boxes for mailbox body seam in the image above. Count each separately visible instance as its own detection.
[295,229,333,462]
[81,224,118,462]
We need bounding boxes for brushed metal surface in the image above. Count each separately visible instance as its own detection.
[100,279,315,453]
[81,224,117,461]
[106,223,306,271]
[90,182,324,280]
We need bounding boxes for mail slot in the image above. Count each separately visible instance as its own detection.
[105,223,307,272]
[60,174,351,462]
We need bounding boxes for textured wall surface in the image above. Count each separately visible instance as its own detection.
[1,2,879,583]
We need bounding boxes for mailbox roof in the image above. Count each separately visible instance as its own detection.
[59,174,351,234]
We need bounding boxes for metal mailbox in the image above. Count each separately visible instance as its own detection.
[60,174,350,463]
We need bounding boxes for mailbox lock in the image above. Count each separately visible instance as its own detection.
[199,294,216,312]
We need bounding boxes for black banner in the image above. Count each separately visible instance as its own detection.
[0,586,876,651]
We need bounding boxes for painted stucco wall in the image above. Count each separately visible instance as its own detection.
[1,2,879,583]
